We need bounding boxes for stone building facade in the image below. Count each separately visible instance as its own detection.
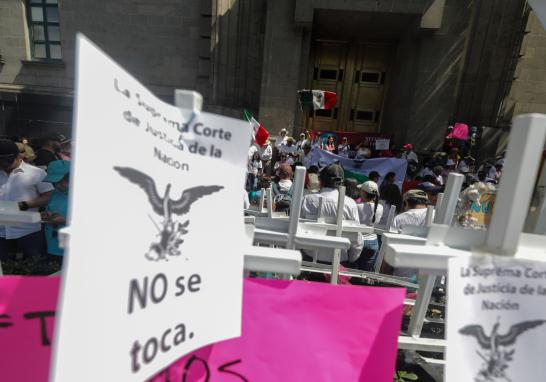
[1,0,546,152]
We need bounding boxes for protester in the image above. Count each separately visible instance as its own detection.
[274,152,294,172]
[15,142,36,164]
[378,183,402,227]
[379,171,397,196]
[259,139,273,175]
[279,137,297,156]
[275,128,288,149]
[300,164,363,263]
[323,135,336,152]
[0,140,54,262]
[432,165,444,186]
[310,132,322,149]
[493,161,503,183]
[272,163,293,212]
[304,166,320,195]
[295,132,307,152]
[355,143,371,159]
[344,178,360,202]
[417,181,442,206]
[34,134,63,168]
[41,160,70,270]
[457,155,474,173]
[248,142,259,161]
[356,181,383,271]
[301,142,313,169]
[401,143,418,163]
[391,189,429,231]
[337,136,350,157]
[368,171,380,183]
[59,138,71,161]
[246,151,262,191]
[439,159,455,184]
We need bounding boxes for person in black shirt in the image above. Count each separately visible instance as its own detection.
[34,134,63,168]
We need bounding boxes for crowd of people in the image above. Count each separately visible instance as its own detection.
[0,134,71,273]
[245,128,504,275]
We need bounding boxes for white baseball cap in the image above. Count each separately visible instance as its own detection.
[357,180,379,194]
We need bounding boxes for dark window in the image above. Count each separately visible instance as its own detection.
[27,0,61,60]
[315,109,332,118]
[361,72,380,84]
[356,110,374,121]
[319,69,338,80]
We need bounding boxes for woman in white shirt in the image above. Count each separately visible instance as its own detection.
[355,181,383,271]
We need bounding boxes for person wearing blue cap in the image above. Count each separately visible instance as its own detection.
[41,160,70,268]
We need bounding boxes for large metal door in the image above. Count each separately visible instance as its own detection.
[309,41,393,133]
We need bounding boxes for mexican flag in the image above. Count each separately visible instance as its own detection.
[298,90,337,110]
[244,110,270,147]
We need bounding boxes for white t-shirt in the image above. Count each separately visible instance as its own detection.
[259,144,272,161]
[402,151,418,163]
[0,161,54,239]
[248,160,262,176]
[357,201,384,241]
[248,144,259,161]
[337,144,350,157]
[276,136,288,148]
[277,179,292,193]
[301,188,363,262]
[391,208,428,231]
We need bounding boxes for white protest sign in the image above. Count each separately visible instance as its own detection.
[446,255,546,382]
[51,35,251,381]
[375,139,390,151]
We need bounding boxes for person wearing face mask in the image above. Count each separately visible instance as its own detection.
[0,140,54,263]
[41,160,70,270]
[34,134,63,168]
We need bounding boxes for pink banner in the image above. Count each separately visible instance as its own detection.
[0,276,60,382]
[150,279,405,382]
[0,277,404,381]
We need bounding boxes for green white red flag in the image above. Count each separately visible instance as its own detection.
[298,90,337,110]
[244,110,269,147]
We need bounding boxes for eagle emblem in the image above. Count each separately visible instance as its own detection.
[459,318,546,381]
[114,166,223,261]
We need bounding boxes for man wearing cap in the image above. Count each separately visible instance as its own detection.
[34,133,63,168]
[301,164,363,264]
[0,140,54,262]
[401,144,418,163]
[42,160,70,267]
[417,181,442,206]
[391,189,430,231]
[275,128,288,149]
